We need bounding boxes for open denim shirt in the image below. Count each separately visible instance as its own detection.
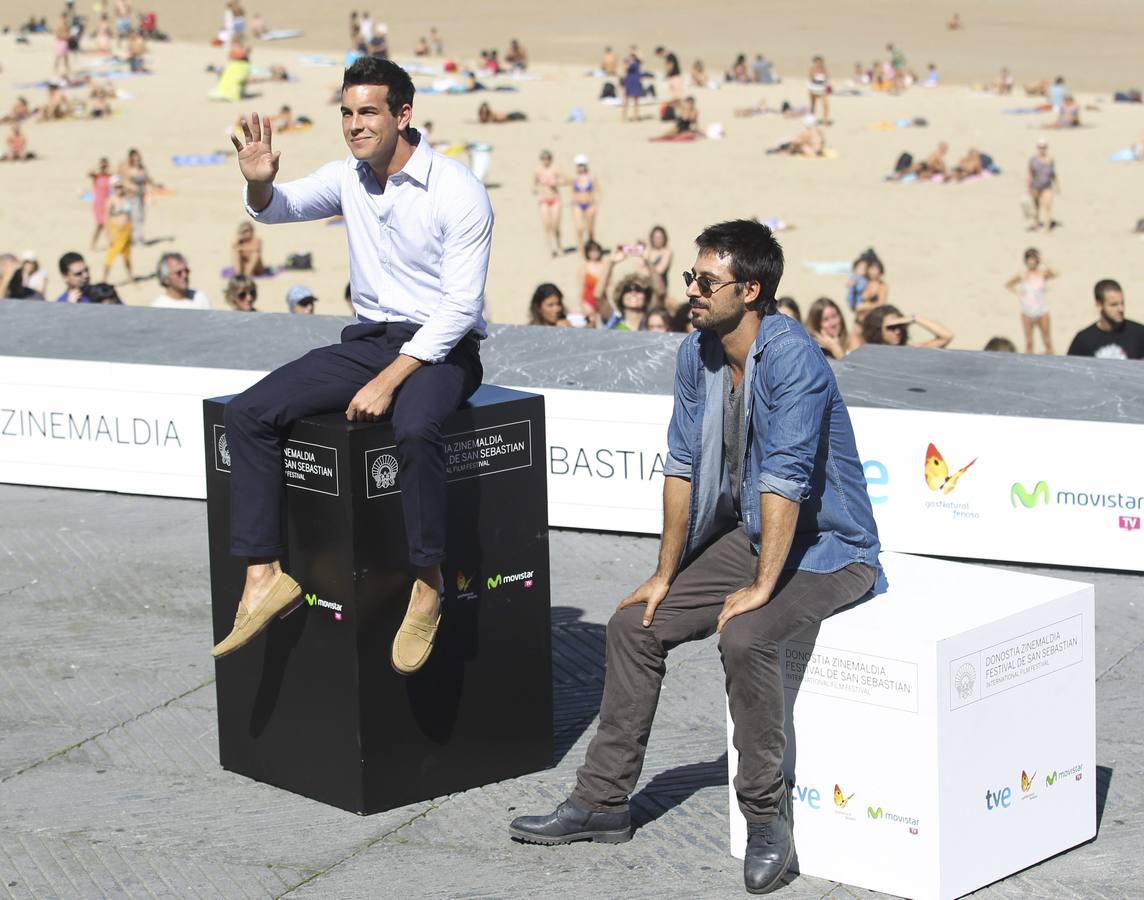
[664,313,887,593]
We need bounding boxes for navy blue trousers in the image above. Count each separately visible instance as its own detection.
[224,322,482,567]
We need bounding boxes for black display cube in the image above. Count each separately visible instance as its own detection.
[203,385,552,814]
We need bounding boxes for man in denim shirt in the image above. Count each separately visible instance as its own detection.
[510,220,885,895]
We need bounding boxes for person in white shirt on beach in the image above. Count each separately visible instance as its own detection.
[211,57,493,677]
[150,253,212,309]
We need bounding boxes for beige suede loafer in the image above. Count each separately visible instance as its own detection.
[391,590,442,675]
[211,573,303,658]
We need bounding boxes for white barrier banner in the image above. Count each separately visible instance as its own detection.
[0,357,264,499]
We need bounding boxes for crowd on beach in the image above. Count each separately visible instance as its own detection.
[2,5,1143,360]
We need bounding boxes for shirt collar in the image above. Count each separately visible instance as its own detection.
[356,132,432,187]
[754,311,794,355]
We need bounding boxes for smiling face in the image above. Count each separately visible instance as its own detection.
[341,84,411,167]
[539,293,564,324]
[820,303,842,337]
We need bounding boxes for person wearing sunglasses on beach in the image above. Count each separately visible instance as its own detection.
[224,275,259,311]
[509,219,885,896]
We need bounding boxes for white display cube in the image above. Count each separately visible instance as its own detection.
[727,552,1095,900]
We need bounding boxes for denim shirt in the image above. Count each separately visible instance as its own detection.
[664,313,887,593]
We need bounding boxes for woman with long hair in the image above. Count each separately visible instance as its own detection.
[529,283,569,326]
[806,296,849,359]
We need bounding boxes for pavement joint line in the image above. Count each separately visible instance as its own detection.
[1095,636,1144,682]
[275,799,446,898]
[0,677,216,784]
[0,579,38,599]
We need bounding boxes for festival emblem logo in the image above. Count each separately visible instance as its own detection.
[218,432,231,467]
[371,453,399,491]
[954,661,976,700]
[925,443,976,494]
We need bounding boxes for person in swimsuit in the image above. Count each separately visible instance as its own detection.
[646,225,673,307]
[664,52,684,116]
[622,47,643,122]
[534,149,563,257]
[850,257,888,349]
[570,154,598,251]
[1006,247,1056,354]
[233,221,266,276]
[579,240,606,322]
[1027,139,1058,231]
[89,157,112,249]
[652,97,700,141]
[808,55,830,124]
[767,115,825,156]
[119,148,162,245]
[52,13,71,78]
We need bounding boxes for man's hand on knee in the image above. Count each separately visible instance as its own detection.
[617,575,670,628]
[345,375,395,422]
[716,584,771,633]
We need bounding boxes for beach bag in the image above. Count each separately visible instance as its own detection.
[599,82,616,100]
[285,253,313,270]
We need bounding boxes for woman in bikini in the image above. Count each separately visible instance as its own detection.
[1005,247,1056,354]
[89,157,112,249]
[119,148,162,245]
[52,13,71,78]
[808,55,830,124]
[851,257,888,349]
[233,221,266,276]
[533,149,563,257]
[570,154,599,252]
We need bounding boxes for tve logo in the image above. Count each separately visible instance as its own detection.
[791,783,821,809]
[864,460,889,505]
[985,786,1012,810]
[1119,516,1141,531]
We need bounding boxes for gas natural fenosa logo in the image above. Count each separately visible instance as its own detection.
[456,572,473,592]
[925,443,976,494]
[833,784,854,808]
[305,592,343,621]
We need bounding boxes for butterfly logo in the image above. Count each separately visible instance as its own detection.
[456,572,473,592]
[1020,770,1036,793]
[925,443,977,494]
[833,784,854,808]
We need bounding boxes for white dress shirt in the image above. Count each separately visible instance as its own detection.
[245,135,493,364]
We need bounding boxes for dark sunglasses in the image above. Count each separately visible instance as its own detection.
[682,270,743,297]
[236,290,256,299]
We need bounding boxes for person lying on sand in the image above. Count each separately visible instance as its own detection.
[893,141,948,179]
[1,96,33,124]
[1044,95,1080,128]
[766,115,825,156]
[951,148,983,181]
[39,84,72,121]
[651,96,701,141]
[478,101,526,123]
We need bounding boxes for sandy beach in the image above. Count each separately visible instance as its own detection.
[2,1,1143,351]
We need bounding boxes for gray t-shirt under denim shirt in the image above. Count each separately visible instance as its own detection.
[723,365,746,519]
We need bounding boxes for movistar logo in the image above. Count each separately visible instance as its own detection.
[1011,481,1050,508]
[1045,771,1057,786]
[487,570,535,590]
[304,592,343,616]
[867,806,883,819]
[306,592,318,606]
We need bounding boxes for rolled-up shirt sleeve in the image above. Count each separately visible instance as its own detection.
[665,337,700,480]
[756,340,829,502]
[400,177,493,363]
[244,160,343,223]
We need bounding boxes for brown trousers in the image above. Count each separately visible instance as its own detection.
[572,526,874,823]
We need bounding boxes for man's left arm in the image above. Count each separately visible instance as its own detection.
[717,341,828,631]
[346,179,494,422]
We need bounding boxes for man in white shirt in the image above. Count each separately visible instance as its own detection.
[213,58,493,677]
[150,253,212,309]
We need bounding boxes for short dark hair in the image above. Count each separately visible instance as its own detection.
[694,219,784,315]
[776,296,801,322]
[342,57,415,115]
[1094,279,1122,304]
[58,251,85,276]
[89,282,122,304]
[983,336,1016,352]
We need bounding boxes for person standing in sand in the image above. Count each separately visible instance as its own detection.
[119,149,161,245]
[89,157,113,249]
[622,47,643,122]
[52,13,71,78]
[213,58,492,676]
[103,180,134,284]
[1005,247,1056,354]
[1027,139,1058,232]
[807,55,830,124]
[534,149,564,257]
[569,154,598,252]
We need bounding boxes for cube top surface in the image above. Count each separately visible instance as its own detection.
[851,553,1093,641]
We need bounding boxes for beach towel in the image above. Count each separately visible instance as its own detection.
[1110,148,1140,162]
[802,261,852,276]
[794,148,839,160]
[1003,106,1050,115]
[260,29,303,41]
[298,54,340,67]
[172,153,227,166]
[220,266,279,279]
[209,59,250,102]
